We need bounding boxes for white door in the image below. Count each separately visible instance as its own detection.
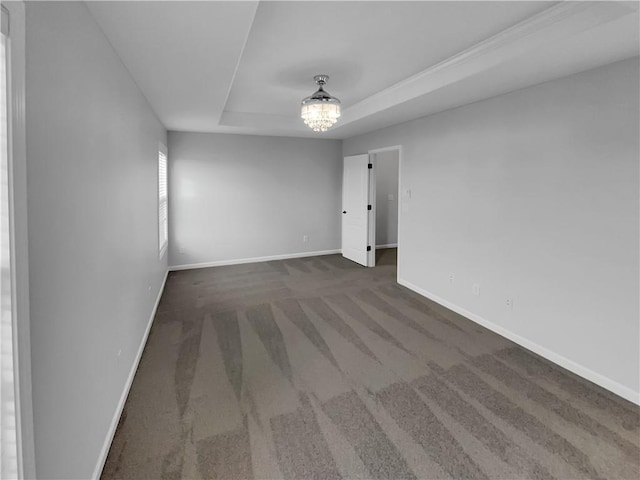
[342,154,370,266]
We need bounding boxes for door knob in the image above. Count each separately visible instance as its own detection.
[342,211,347,214]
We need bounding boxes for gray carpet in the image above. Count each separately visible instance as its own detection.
[102,249,640,479]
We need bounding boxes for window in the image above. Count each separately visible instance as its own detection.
[158,147,168,257]
[1,6,19,478]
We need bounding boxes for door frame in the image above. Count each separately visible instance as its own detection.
[367,145,402,273]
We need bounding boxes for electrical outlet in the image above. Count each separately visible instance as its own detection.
[303,235,309,243]
[449,273,454,283]
[506,298,514,310]
[472,283,480,296]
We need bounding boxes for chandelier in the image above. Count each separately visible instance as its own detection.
[301,75,341,132]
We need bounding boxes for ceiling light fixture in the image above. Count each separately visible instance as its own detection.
[301,75,341,132]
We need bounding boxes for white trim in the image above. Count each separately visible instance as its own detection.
[169,249,341,271]
[396,147,402,280]
[397,277,640,406]
[376,244,398,249]
[218,2,259,125]
[368,145,403,155]
[366,153,376,267]
[368,145,402,279]
[92,269,169,480]
[340,1,637,127]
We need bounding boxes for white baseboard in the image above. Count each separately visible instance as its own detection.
[169,249,341,271]
[92,269,169,480]
[376,243,398,249]
[397,277,640,406]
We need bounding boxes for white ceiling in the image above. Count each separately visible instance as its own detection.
[86,1,639,140]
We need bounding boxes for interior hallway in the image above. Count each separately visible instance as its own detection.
[102,249,640,479]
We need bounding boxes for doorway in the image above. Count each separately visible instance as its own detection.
[341,146,401,268]
[370,147,400,268]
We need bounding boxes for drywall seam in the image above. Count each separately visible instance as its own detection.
[91,269,169,480]
[398,277,640,406]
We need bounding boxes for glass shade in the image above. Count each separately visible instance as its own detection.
[300,100,341,132]
[301,75,341,132]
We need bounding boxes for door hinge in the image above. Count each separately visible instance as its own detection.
[368,163,373,169]
[367,246,372,252]
[367,205,372,210]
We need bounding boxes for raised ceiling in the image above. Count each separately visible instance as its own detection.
[87,1,639,139]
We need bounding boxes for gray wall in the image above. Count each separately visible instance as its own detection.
[168,132,342,268]
[374,150,399,247]
[26,2,167,478]
[344,57,640,401]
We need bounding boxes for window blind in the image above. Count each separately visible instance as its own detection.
[158,150,168,257]
[0,13,19,478]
